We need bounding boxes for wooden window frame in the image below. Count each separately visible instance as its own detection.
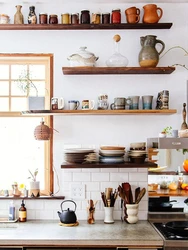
[0,53,54,196]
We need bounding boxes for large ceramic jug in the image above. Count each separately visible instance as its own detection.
[138,35,165,68]
[143,4,163,24]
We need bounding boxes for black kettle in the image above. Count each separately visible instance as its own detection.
[57,200,77,224]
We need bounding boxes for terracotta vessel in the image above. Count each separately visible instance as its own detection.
[139,35,165,68]
[143,4,163,24]
[14,5,24,24]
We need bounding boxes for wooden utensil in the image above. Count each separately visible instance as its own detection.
[122,182,130,204]
[135,188,146,204]
[181,103,188,130]
[135,187,140,203]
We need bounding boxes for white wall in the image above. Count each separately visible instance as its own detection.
[0,1,188,221]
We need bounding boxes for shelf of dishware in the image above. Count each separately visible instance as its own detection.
[0,195,65,200]
[62,66,175,75]
[21,109,177,116]
[149,189,188,197]
[0,23,173,31]
[61,161,157,168]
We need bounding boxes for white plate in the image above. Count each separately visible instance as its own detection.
[64,148,95,153]
[99,149,125,154]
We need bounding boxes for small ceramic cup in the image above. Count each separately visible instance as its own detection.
[126,13,140,24]
[110,97,132,110]
[142,95,153,109]
[82,100,95,110]
[68,100,80,110]
[125,6,140,15]
[128,96,140,109]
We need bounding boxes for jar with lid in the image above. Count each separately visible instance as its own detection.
[111,8,121,24]
[178,173,184,189]
[61,13,70,24]
[102,12,110,24]
[49,14,58,24]
[81,10,90,24]
[71,13,79,24]
[91,13,101,24]
[39,13,48,24]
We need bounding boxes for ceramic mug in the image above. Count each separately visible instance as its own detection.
[98,94,108,110]
[125,6,140,15]
[82,99,95,110]
[142,95,153,110]
[68,100,80,110]
[128,96,140,110]
[51,97,64,110]
[126,13,140,24]
[110,97,132,110]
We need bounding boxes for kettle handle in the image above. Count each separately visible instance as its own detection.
[155,39,165,55]
[60,200,77,212]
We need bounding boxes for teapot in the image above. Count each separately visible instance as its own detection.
[67,46,99,67]
[57,200,77,224]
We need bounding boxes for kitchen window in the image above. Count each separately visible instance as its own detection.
[0,54,53,196]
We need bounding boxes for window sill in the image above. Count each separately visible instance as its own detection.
[0,196,65,200]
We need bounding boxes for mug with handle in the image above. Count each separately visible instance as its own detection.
[82,100,95,110]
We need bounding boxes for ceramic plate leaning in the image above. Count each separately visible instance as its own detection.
[148,166,167,172]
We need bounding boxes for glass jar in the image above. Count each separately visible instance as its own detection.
[81,10,90,24]
[0,14,10,24]
[61,13,70,24]
[71,13,79,24]
[49,14,58,24]
[102,12,110,24]
[39,13,48,24]
[111,8,121,24]
[91,13,101,24]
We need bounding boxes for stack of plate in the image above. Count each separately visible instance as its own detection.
[64,148,95,163]
[99,146,125,163]
[128,149,147,164]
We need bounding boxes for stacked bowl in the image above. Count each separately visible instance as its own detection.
[99,146,125,163]
[64,148,95,163]
[128,142,147,164]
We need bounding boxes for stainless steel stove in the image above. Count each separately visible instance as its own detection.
[153,222,188,250]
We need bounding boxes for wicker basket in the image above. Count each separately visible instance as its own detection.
[178,129,188,138]
[34,121,51,140]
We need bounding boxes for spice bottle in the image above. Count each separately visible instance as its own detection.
[9,201,15,221]
[19,200,27,222]
[178,173,184,189]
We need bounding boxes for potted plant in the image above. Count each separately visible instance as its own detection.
[159,126,172,138]
[16,70,45,110]
[28,168,40,197]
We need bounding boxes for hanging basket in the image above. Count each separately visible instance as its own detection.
[34,121,51,140]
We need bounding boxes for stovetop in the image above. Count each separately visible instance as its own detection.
[153,223,188,241]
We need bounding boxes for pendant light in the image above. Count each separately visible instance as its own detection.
[34,119,51,140]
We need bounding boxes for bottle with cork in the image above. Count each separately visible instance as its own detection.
[19,200,27,222]
[177,166,184,189]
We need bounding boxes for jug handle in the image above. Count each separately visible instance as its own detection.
[157,7,163,21]
[156,39,165,55]
[60,200,77,212]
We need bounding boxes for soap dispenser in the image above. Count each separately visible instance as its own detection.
[19,200,27,222]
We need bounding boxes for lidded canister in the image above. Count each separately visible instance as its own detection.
[102,12,110,24]
[81,9,90,24]
[71,13,79,24]
[61,13,70,24]
[39,13,48,24]
[49,14,58,24]
[111,8,121,24]
[91,13,101,24]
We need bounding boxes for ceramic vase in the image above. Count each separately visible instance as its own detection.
[28,6,37,24]
[104,207,114,224]
[14,5,24,24]
[125,204,139,224]
[29,181,40,197]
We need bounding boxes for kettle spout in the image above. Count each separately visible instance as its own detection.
[57,211,61,218]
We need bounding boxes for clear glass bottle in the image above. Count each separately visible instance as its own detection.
[106,38,128,67]
[178,173,184,189]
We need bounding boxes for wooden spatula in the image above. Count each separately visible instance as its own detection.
[135,188,146,204]
[181,103,188,130]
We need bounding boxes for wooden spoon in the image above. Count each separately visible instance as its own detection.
[135,187,140,203]
[135,188,146,204]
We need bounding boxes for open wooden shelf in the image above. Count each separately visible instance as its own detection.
[0,23,173,30]
[149,189,188,197]
[61,161,157,169]
[62,66,175,75]
[21,109,177,116]
[0,196,65,200]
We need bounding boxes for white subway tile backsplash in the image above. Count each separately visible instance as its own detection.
[119,168,137,173]
[110,172,129,182]
[129,173,148,182]
[85,182,100,191]
[73,172,91,181]
[91,173,109,181]
[101,168,118,173]
[36,210,54,220]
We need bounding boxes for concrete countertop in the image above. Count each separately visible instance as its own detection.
[0,220,163,248]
